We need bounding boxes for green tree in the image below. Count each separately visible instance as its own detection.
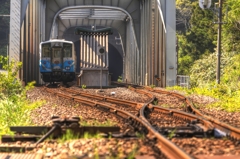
[190,52,235,87]
[177,1,217,75]
[222,0,240,52]
[176,0,194,33]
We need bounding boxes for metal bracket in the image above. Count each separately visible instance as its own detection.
[1,116,120,147]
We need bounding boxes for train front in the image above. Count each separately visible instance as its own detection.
[39,40,75,83]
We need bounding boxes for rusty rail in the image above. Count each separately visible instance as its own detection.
[144,87,240,140]
[45,87,193,159]
[59,87,144,108]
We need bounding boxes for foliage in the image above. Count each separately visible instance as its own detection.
[221,54,240,84]
[177,1,217,75]
[135,132,145,140]
[222,0,240,52]
[117,76,123,82]
[175,0,240,113]
[83,132,102,139]
[167,84,240,112]
[152,100,158,105]
[81,84,86,89]
[58,129,79,142]
[150,84,155,89]
[0,56,41,135]
[190,52,234,87]
[80,119,116,126]
[176,0,194,33]
[177,34,194,74]
[168,129,176,139]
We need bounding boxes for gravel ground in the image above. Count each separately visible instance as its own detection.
[19,85,240,158]
[189,95,240,128]
[70,86,150,103]
[150,88,240,128]
[171,137,240,157]
[24,85,159,158]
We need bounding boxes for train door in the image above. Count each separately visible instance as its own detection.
[63,43,74,72]
[51,46,62,71]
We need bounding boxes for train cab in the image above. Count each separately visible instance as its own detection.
[39,39,76,83]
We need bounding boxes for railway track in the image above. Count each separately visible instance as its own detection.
[1,83,240,159]
[115,82,240,158]
[44,87,192,159]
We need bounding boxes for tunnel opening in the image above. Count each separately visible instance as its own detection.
[63,26,123,85]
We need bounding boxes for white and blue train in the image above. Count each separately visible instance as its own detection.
[39,39,76,83]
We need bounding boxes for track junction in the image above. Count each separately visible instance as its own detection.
[1,82,240,159]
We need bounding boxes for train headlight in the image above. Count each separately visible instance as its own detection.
[65,66,70,70]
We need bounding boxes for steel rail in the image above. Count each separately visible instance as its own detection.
[59,87,145,108]
[114,84,194,159]
[46,87,193,159]
[144,87,240,140]
[128,86,214,132]
[149,105,214,131]
[129,86,215,159]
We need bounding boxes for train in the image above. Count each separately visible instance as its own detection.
[39,39,76,84]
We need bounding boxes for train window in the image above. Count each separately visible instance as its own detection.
[63,43,72,57]
[42,43,51,57]
[63,49,71,57]
[53,50,61,58]
[42,48,50,57]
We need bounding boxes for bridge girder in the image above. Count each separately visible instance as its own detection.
[9,0,176,87]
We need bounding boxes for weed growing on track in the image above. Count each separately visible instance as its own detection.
[81,84,86,89]
[152,99,158,105]
[0,56,42,135]
[135,132,145,139]
[83,132,102,139]
[168,129,176,139]
[150,84,156,89]
[117,76,123,82]
[58,129,80,142]
[80,119,117,126]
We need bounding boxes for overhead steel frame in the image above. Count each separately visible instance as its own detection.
[10,0,176,87]
[49,5,140,85]
[10,0,45,84]
[21,0,46,84]
[57,1,175,87]
[139,0,176,87]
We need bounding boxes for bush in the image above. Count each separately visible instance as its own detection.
[167,84,240,112]
[0,56,41,135]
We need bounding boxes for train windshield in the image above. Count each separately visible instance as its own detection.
[42,43,51,57]
[53,49,61,58]
[63,43,72,57]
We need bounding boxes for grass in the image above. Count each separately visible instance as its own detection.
[83,132,102,139]
[135,132,145,139]
[80,119,117,126]
[0,90,42,135]
[161,104,170,108]
[167,85,240,112]
[81,84,86,89]
[152,100,158,105]
[0,56,44,136]
[168,129,176,139]
[150,84,156,89]
[58,129,80,142]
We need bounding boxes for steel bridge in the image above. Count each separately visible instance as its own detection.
[9,0,176,87]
